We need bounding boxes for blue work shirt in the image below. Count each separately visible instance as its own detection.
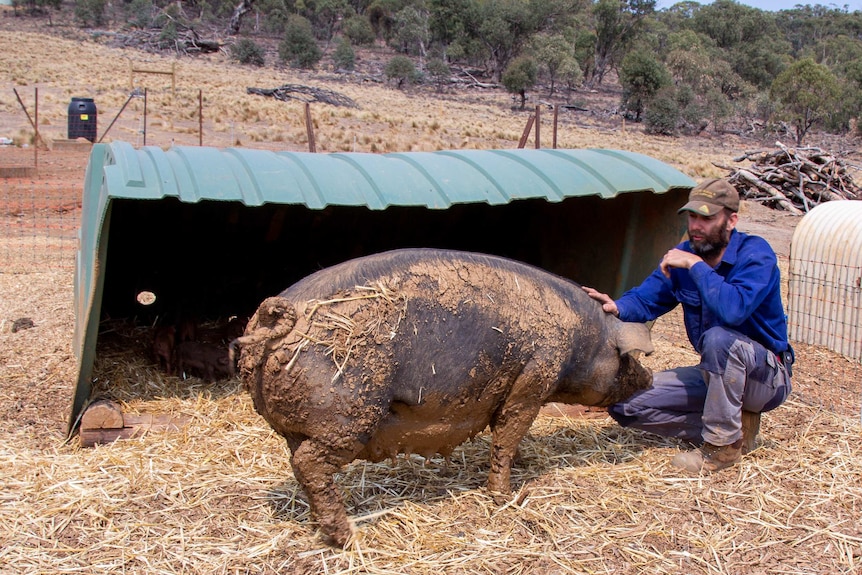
[616,229,790,356]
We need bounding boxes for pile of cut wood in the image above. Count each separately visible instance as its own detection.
[715,142,861,215]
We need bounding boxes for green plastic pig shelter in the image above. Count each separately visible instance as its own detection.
[69,141,696,434]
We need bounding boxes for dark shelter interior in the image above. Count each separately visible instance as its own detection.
[102,190,687,327]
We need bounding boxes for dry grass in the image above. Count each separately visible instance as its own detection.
[1,25,746,179]
[1,268,861,575]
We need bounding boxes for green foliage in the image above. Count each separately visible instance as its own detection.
[644,87,680,136]
[589,0,656,87]
[730,36,789,89]
[502,56,538,109]
[426,57,451,91]
[279,14,323,69]
[770,58,841,144]
[231,38,266,67]
[158,19,178,48]
[13,0,61,15]
[74,0,107,27]
[531,32,580,96]
[342,15,376,46]
[367,0,401,41]
[254,0,292,35]
[333,38,356,71]
[619,50,671,121]
[476,0,539,82]
[428,0,471,46]
[384,55,419,88]
[305,0,350,41]
[84,0,862,142]
[391,4,430,55]
[125,0,154,29]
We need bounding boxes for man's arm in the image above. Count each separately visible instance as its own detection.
[583,262,680,323]
[660,248,703,278]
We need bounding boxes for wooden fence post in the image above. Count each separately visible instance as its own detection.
[518,115,535,148]
[305,103,316,153]
[534,104,541,149]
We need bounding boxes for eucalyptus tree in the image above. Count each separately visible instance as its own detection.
[690,0,788,89]
[618,49,671,121]
[588,0,656,87]
[770,57,841,144]
[531,32,581,96]
[392,3,431,56]
[502,55,538,108]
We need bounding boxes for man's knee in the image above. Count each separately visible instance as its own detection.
[698,327,742,373]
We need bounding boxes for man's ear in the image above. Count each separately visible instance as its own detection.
[727,211,739,231]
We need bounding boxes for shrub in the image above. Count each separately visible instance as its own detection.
[231,38,266,67]
[502,56,538,109]
[74,0,107,27]
[279,15,322,69]
[158,20,178,49]
[385,55,418,89]
[125,0,153,29]
[644,88,681,136]
[333,38,356,71]
[619,51,672,122]
[426,57,450,91]
[342,15,376,46]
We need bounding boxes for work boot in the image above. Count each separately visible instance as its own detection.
[671,439,743,473]
[741,410,761,455]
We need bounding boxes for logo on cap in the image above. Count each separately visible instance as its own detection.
[698,204,711,214]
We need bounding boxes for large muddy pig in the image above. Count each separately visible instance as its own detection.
[233,248,653,546]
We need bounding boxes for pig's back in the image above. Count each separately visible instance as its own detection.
[283,248,582,305]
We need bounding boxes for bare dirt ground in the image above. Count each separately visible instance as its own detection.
[2,8,862,574]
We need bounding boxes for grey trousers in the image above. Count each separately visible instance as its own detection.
[608,326,792,446]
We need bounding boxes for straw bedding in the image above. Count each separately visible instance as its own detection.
[1,269,860,574]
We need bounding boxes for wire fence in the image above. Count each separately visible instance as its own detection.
[1,149,82,272]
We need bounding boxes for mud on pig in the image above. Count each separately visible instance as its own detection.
[233,248,654,546]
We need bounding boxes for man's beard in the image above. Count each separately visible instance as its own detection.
[690,223,731,260]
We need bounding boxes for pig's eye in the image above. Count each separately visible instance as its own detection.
[136,291,157,306]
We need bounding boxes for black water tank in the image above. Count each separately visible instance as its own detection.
[68,97,97,142]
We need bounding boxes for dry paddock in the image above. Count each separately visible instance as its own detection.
[1,265,861,575]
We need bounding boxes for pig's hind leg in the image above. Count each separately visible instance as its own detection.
[486,367,544,496]
[287,434,362,548]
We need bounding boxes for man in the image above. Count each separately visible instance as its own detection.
[583,178,793,473]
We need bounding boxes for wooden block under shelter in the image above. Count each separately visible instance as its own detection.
[79,399,191,447]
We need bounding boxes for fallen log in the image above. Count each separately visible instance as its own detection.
[247,85,360,108]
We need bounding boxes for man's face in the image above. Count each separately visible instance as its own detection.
[687,210,737,260]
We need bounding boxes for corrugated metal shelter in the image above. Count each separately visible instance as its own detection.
[70,142,695,433]
[788,200,862,361]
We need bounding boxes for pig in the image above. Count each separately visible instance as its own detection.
[151,325,176,375]
[233,248,654,546]
[176,316,197,344]
[176,341,233,382]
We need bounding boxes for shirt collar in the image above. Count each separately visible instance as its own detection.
[719,229,742,267]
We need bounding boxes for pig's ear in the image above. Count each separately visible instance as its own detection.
[614,320,654,357]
